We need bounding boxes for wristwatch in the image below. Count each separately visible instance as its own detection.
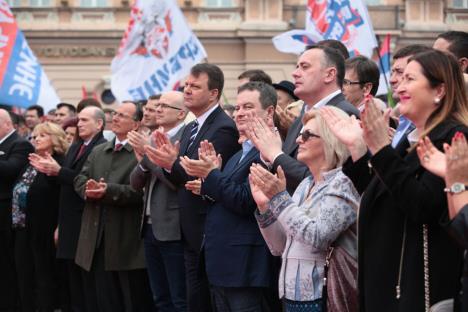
[444,182,468,194]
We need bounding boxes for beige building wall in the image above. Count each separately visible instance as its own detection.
[9,0,468,108]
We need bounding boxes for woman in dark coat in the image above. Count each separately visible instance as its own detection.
[322,49,468,311]
[12,122,68,312]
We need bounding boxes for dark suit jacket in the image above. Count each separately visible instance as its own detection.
[201,147,277,288]
[130,125,185,241]
[56,132,106,259]
[74,140,144,271]
[23,154,65,246]
[343,121,466,312]
[273,93,360,194]
[0,131,34,230]
[168,106,240,251]
[448,205,468,311]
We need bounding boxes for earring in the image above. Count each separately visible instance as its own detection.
[434,97,440,104]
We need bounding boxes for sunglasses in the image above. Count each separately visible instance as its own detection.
[299,130,321,142]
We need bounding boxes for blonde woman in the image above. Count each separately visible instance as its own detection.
[249,107,360,311]
[12,122,68,311]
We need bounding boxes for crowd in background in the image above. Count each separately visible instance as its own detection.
[0,30,467,312]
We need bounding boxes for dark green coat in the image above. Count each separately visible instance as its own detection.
[74,140,144,271]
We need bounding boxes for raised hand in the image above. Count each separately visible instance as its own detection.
[276,105,297,131]
[179,155,218,179]
[199,140,222,170]
[29,152,61,176]
[445,132,468,187]
[249,164,286,200]
[362,97,391,155]
[246,116,282,163]
[320,107,366,161]
[145,140,180,170]
[417,136,446,178]
[128,130,150,161]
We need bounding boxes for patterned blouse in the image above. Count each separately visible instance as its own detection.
[12,166,37,228]
[255,167,360,301]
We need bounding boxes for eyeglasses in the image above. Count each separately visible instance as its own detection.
[155,103,182,111]
[343,79,363,87]
[299,130,321,142]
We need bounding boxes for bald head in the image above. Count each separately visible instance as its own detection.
[156,91,187,131]
[0,109,14,140]
[160,91,185,110]
[77,106,105,141]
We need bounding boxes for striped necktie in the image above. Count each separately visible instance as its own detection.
[187,120,199,149]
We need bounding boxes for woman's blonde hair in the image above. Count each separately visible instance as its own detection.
[33,122,69,155]
[302,107,350,169]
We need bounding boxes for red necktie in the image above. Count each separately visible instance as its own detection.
[75,144,86,160]
[114,143,123,152]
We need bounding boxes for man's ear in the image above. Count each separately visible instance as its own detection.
[209,89,220,103]
[324,67,337,84]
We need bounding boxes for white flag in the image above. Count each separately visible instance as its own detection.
[272,29,323,55]
[0,1,60,112]
[111,0,207,102]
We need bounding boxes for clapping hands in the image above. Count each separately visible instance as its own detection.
[179,140,222,179]
[248,164,286,213]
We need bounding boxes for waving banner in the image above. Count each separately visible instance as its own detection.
[0,1,60,111]
[274,0,378,57]
[111,0,207,102]
[306,0,377,57]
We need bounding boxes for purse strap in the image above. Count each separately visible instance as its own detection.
[423,224,430,312]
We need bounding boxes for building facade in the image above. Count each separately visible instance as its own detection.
[8,0,468,107]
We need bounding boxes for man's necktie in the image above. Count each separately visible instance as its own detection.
[114,143,123,152]
[187,120,199,149]
[75,143,86,160]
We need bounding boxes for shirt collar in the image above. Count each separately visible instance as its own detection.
[195,104,219,130]
[115,138,128,147]
[166,122,185,139]
[242,140,254,153]
[0,129,15,145]
[407,128,420,146]
[304,90,341,112]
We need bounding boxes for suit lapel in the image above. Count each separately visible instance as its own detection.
[226,148,259,179]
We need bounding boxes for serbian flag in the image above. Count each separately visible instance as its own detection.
[0,1,60,111]
[375,34,391,95]
[111,0,207,103]
[272,29,323,55]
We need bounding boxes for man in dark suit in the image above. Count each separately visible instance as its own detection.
[179,81,279,311]
[130,91,188,311]
[29,106,106,311]
[74,102,153,311]
[248,44,360,194]
[145,63,240,311]
[0,109,34,310]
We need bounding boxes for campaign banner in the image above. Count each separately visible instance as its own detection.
[272,29,323,55]
[0,1,60,111]
[111,0,207,102]
[305,0,378,58]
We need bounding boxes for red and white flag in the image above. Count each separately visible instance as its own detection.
[111,0,207,103]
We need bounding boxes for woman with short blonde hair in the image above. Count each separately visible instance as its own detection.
[12,121,68,311]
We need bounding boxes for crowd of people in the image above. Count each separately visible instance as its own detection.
[0,30,467,312]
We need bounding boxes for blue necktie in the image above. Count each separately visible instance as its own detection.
[187,120,199,149]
